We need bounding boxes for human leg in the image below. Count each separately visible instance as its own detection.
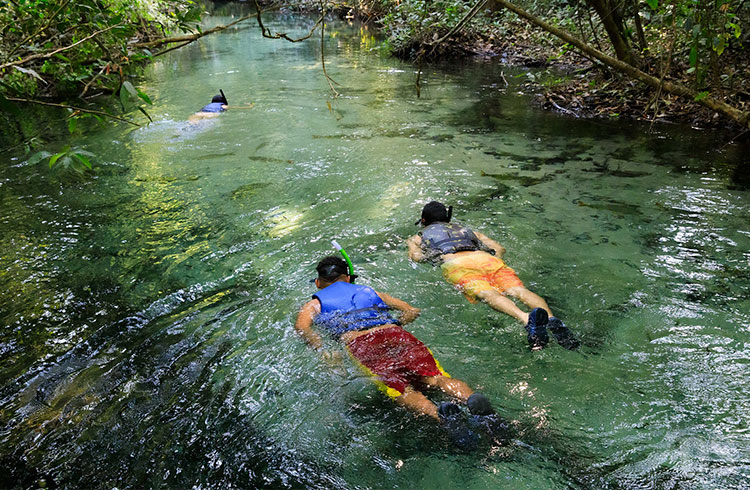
[503,286,552,317]
[422,375,474,402]
[423,376,507,436]
[395,387,480,449]
[394,386,439,420]
[475,288,529,323]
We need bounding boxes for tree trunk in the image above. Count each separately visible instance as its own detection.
[584,0,634,65]
[492,0,750,128]
[632,0,648,52]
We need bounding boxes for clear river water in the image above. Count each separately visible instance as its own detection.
[1,7,749,489]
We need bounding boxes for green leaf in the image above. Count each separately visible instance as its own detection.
[137,106,153,122]
[27,151,52,165]
[713,36,725,56]
[119,87,129,109]
[49,152,65,168]
[57,156,72,169]
[646,0,658,9]
[122,81,138,99]
[136,88,152,105]
[694,91,709,101]
[729,23,741,38]
[68,117,77,134]
[689,45,698,66]
[73,149,95,157]
[73,153,92,169]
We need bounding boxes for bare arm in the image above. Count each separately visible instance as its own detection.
[294,299,323,349]
[407,234,427,262]
[474,231,506,258]
[376,291,421,325]
[224,103,254,110]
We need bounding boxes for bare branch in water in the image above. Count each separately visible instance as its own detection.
[6,98,141,127]
[320,2,340,97]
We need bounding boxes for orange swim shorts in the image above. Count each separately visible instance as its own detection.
[441,251,524,302]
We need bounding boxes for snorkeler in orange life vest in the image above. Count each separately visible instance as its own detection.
[295,255,509,449]
[407,201,580,351]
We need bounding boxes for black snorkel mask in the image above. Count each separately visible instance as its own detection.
[211,89,228,105]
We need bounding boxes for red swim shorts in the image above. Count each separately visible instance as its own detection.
[346,326,449,397]
[441,251,524,302]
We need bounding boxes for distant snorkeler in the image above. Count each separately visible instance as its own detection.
[188,89,253,123]
[200,91,229,113]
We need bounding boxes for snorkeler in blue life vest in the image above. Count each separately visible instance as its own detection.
[407,201,580,351]
[188,90,253,123]
[295,255,510,449]
[200,93,229,113]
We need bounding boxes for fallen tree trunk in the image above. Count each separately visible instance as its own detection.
[493,0,750,128]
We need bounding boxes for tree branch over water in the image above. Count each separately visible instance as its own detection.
[132,14,257,50]
[253,0,323,42]
[0,25,120,71]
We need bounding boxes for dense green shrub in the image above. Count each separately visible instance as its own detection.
[0,0,201,99]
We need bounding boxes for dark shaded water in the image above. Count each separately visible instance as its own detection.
[1,8,749,489]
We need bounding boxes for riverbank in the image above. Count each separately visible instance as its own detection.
[364,0,749,134]
[403,20,750,132]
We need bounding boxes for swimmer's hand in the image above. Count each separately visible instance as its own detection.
[399,306,420,325]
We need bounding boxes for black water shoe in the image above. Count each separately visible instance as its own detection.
[548,316,580,349]
[467,393,493,416]
[525,307,549,350]
[438,402,479,451]
[466,394,511,442]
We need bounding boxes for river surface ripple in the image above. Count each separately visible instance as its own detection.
[1,9,749,490]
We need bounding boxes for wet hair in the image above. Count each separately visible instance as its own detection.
[211,94,228,104]
[316,256,349,281]
[418,201,452,226]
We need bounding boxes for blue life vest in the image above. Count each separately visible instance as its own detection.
[200,102,226,113]
[313,281,397,337]
[420,222,483,258]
